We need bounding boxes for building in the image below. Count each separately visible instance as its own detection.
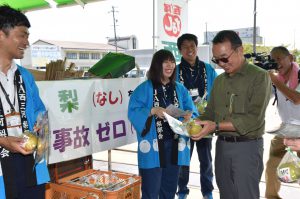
[107,35,138,50]
[21,39,124,71]
[21,39,212,74]
[204,27,263,45]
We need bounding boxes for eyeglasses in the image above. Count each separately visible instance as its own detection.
[211,50,235,64]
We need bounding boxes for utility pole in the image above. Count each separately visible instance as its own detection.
[110,6,118,52]
[204,22,209,45]
[253,0,257,53]
[153,0,156,53]
[108,6,118,171]
[294,29,296,50]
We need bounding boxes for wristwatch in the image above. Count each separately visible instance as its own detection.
[215,121,220,132]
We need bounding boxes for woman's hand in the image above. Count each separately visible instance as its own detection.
[151,107,167,119]
[182,112,192,123]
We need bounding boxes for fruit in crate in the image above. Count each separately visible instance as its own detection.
[186,120,202,136]
[21,131,38,151]
[277,161,300,182]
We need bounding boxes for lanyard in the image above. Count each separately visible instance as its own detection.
[179,62,207,98]
[0,81,15,113]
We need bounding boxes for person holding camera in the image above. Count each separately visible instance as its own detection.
[175,33,217,199]
[191,30,271,199]
[265,46,300,199]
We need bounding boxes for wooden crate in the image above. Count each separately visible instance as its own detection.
[48,155,93,183]
[46,169,141,199]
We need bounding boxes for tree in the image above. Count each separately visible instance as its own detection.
[243,44,273,55]
[291,49,300,63]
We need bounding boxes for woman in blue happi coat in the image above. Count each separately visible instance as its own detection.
[128,49,197,199]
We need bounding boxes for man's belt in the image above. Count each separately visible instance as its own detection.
[218,135,262,142]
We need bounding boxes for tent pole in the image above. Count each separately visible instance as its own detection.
[153,0,155,53]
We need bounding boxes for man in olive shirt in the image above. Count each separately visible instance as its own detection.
[192,30,271,199]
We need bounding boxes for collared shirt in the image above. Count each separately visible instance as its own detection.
[200,61,272,138]
[0,61,22,136]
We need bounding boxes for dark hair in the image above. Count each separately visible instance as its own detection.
[147,49,176,85]
[271,46,290,56]
[0,5,30,35]
[177,33,198,50]
[212,30,242,49]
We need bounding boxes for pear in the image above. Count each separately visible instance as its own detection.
[186,120,202,136]
[22,131,38,151]
[196,101,207,114]
[37,139,48,156]
[277,161,300,182]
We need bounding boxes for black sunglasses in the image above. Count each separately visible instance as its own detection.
[211,50,235,64]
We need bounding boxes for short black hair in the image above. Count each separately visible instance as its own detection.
[177,33,198,50]
[212,30,242,49]
[0,5,30,35]
[270,46,290,56]
[147,49,176,85]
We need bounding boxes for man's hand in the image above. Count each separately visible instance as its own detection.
[284,138,300,152]
[268,70,280,85]
[0,136,33,155]
[190,120,216,140]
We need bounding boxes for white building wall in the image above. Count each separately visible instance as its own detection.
[21,41,113,71]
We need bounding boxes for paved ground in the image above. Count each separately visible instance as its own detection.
[93,99,300,198]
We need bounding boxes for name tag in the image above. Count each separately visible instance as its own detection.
[189,89,199,97]
[5,112,21,128]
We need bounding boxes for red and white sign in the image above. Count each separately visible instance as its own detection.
[157,0,188,62]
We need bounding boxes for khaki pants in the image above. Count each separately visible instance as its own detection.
[265,136,300,199]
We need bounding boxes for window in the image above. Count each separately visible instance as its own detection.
[91,53,100,60]
[81,66,91,71]
[79,53,89,59]
[66,52,77,59]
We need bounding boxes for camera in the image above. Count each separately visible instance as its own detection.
[244,53,278,70]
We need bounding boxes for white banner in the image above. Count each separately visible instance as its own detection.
[37,78,144,164]
[157,0,188,62]
[206,27,262,44]
[31,45,61,67]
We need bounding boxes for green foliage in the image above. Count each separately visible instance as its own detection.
[243,44,300,63]
[243,44,273,54]
[291,49,300,63]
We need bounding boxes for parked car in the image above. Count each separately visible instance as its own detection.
[126,68,147,78]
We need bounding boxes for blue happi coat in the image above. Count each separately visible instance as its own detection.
[128,80,197,169]
[0,65,50,199]
[176,60,218,101]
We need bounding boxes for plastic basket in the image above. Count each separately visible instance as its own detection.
[46,183,99,199]
[46,169,141,199]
